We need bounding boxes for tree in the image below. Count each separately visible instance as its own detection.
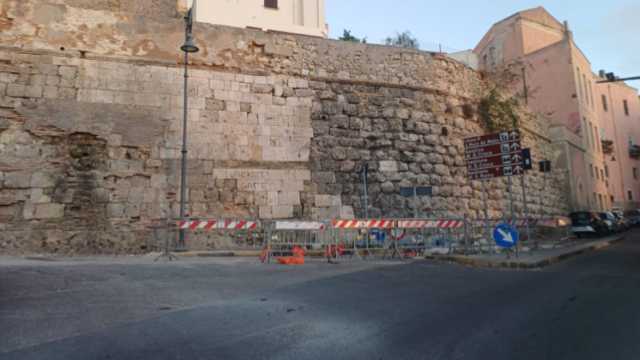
[339,29,366,43]
[385,31,419,49]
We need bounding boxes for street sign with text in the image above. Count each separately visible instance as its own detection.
[464,129,523,180]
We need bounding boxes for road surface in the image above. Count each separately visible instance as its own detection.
[1,230,639,359]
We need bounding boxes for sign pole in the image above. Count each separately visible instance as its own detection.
[507,174,518,258]
[412,186,419,219]
[520,173,531,246]
[360,164,370,257]
[481,180,491,253]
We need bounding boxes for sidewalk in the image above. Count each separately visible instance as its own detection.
[425,233,627,269]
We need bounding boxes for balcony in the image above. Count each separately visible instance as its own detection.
[602,140,614,155]
[630,145,640,159]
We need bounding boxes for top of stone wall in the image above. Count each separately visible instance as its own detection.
[0,0,483,98]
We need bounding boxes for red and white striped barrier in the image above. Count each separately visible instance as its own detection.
[332,219,395,229]
[471,218,571,227]
[433,220,464,229]
[397,220,464,229]
[397,220,429,228]
[178,219,259,230]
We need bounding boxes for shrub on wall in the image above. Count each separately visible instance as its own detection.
[478,88,520,132]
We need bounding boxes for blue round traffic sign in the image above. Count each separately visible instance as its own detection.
[493,223,519,248]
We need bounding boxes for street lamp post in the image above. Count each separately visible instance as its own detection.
[178,7,199,250]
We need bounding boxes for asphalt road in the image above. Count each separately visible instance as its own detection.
[1,230,639,360]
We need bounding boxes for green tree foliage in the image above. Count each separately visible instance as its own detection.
[339,29,367,43]
[478,88,520,132]
[385,31,419,49]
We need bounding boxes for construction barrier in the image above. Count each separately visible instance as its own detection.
[261,221,330,264]
[394,218,468,257]
[330,219,396,261]
[466,217,572,254]
[170,216,572,260]
[177,218,262,250]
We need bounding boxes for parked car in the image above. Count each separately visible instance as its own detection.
[569,212,609,238]
[623,210,640,227]
[611,212,631,231]
[598,212,620,233]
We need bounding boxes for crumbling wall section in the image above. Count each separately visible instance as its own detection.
[0,0,569,254]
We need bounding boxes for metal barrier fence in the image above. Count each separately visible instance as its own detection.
[466,217,571,254]
[262,221,330,264]
[176,218,263,250]
[167,216,572,260]
[393,218,467,257]
[331,219,395,260]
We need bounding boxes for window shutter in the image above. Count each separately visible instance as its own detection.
[265,0,278,9]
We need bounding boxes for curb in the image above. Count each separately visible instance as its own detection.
[424,235,626,269]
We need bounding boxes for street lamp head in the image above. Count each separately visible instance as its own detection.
[181,34,199,53]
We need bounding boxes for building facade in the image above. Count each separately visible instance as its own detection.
[596,76,640,210]
[474,7,640,211]
[184,0,328,38]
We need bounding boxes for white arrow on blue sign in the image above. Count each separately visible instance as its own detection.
[493,223,519,248]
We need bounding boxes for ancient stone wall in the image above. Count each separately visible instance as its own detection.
[0,0,568,253]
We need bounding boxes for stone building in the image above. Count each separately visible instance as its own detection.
[183,0,329,38]
[474,7,640,211]
[0,0,568,253]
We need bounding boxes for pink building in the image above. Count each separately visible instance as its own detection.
[474,7,640,211]
[595,77,640,209]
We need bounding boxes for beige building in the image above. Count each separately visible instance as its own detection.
[184,0,328,38]
[474,7,640,211]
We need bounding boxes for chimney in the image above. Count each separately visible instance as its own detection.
[563,20,573,41]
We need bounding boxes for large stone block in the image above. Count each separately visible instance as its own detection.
[27,203,65,219]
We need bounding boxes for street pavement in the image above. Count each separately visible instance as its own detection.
[1,230,639,360]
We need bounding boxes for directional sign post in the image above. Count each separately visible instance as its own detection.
[493,223,519,249]
[464,130,523,181]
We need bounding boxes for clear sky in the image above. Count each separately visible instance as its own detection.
[326,0,639,77]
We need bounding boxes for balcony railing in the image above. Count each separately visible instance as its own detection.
[630,145,640,159]
[602,139,614,154]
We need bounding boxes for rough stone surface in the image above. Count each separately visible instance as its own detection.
[0,0,568,254]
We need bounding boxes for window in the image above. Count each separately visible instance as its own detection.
[611,195,615,204]
[590,164,594,178]
[577,68,584,102]
[605,165,609,178]
[595,167,599,180]
[602,95,608,112]
[629,190,634,201]
[623,100,629,116]
[598,194,603,210]
[583,74,589,105]
[264,0,278,9]
[634,167,639,180]
[588,81,595,107]
[595,126,601,152]
[600,168,605,180]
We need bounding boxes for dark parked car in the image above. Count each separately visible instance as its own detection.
[570,212,609,238]
[598,212,620,233]
[611,211,631,231]
[623,210,640,227]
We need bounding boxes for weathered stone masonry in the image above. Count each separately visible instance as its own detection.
[0,0,568,253]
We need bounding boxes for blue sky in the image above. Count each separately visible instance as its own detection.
[327,1,639,76]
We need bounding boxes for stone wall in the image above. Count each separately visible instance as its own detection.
[0,0,568,254]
